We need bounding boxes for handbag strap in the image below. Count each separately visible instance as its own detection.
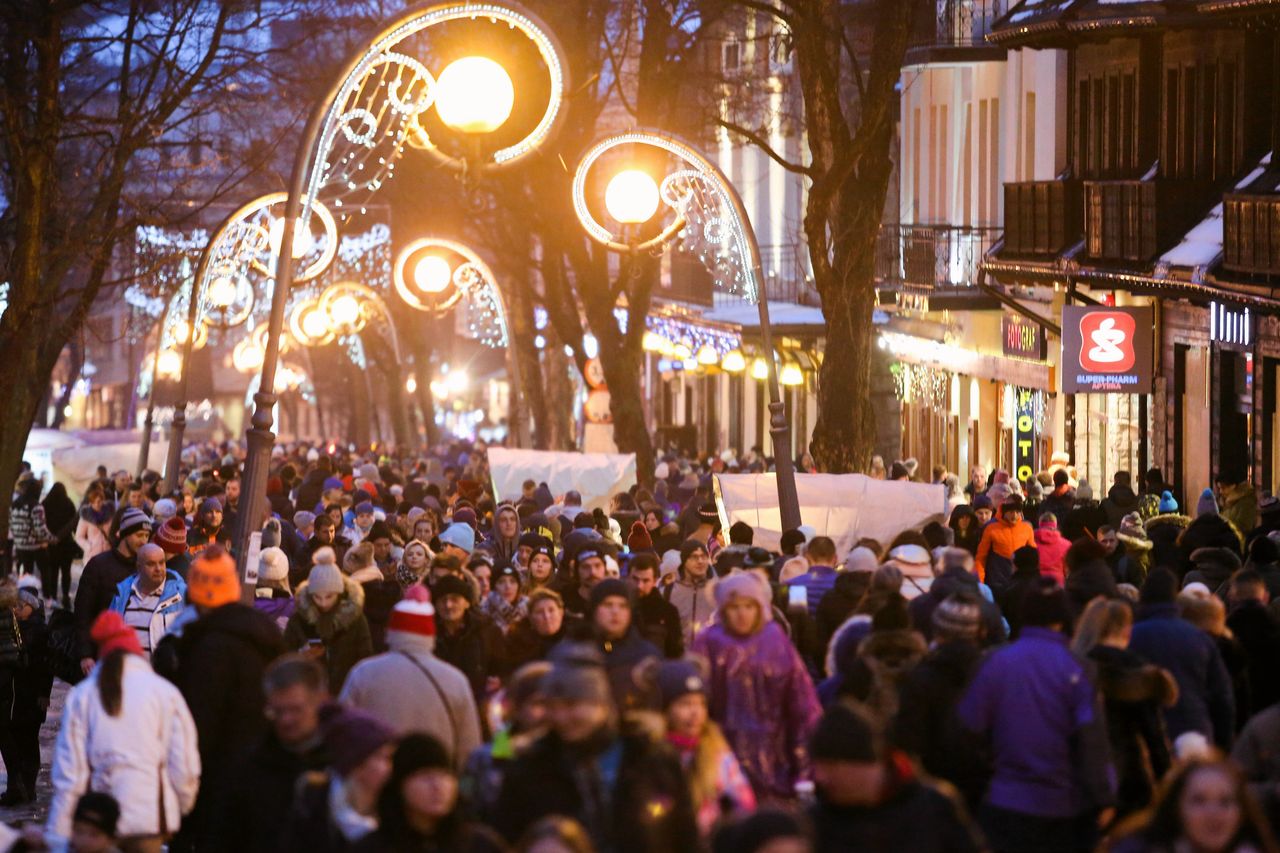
[397,651,460,760]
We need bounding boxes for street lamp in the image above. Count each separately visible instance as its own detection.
[434,56,516,135]
[571,129,803,531]
[163,192,337,493]
[236,1,568,589]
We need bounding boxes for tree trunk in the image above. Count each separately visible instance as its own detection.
[408,314,440,448]
[508,277,548,449]
[542,327,577,450]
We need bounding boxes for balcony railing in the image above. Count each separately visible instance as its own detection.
[1223,193,1280,278]
[876,224,1001,290]
[911,0,1008,49]
[701,243,822,310]
[1003,179,1082,256]
[1084,179,1206,262]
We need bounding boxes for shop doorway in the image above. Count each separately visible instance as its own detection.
[1217,349,1251,480]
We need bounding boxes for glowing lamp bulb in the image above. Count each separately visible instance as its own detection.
[301,308,329,341]
[721,350,746,372]
[329,295,361,329]
[604,170,661,225]
[268,217,315,260]
[446,369,469,394]
[434,57,515,134]
[156,349,182,379]
[751,357,769,380]
[206,275,237,309]
[405,375,418,394]
[642,331,666,352]
[696,345,718,365]
[414,255,453,294]
[780,363,804,386]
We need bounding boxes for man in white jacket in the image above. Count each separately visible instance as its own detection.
[339,585,481,769]
[46,611,200,852]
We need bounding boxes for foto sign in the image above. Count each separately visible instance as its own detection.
[1014,388,1037,483]
[1003,313,1046,360]
[1062,305,1153,394]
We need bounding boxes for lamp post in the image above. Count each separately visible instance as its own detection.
[392,237,522,444]
[162,192,337,494]
[136,290,189,480]
[571,129,803,531]
[235,1,568,584]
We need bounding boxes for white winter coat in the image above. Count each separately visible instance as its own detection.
[46,654,200,844]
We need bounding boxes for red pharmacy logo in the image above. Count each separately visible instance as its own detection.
[1079,312,1136,373]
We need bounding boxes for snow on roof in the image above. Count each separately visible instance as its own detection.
[1159,152,1273,270]
[702,301,827,328]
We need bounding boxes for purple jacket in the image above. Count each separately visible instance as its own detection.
[254,595,295,632]
[958,627,1114,818]
[692,620,821,800]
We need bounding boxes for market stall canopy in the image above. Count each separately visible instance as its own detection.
[489,448,636,512]
[24,429,167,504]
[714,473,947,556]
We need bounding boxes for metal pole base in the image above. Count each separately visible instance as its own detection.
[137,415,155,481]
[234,393,278,602]
[164,411,187,495]
[769,401,802,531]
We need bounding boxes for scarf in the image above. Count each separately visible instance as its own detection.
[481,590,528,632]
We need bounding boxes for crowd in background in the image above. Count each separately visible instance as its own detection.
[0,440,1277,852]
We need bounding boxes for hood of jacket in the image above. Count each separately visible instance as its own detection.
[293,575,366,631]
[1034,527,1065,548]
[1106,484,1138,508]
[857,629,928,675]
[1146,513,1191,533]
[185,601,284,659]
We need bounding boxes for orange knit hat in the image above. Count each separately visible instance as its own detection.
[188,546,241,608]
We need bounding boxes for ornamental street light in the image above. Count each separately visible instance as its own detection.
[571,128,803,531]
[236,1,568,590]
[163,192,337,494]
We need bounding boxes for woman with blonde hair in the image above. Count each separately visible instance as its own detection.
[1074,597,1177,821]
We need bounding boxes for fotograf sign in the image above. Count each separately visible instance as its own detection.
[1062,305,1153,394]
[1003,313,1046,360]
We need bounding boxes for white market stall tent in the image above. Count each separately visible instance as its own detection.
[488,448,637,512]
[24,429,164,503]
[714,473,948,557]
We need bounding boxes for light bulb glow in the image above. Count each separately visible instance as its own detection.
[156,349,182,379]
[434,56,515,134]
[329,294,362,329]
[206,275,237,309]
[604,169,661,224]
[696,344,718,365]
[268,217,315,260]
[582,334,599,360]
[780,363,804,386]
[414,255,453,294]
[302,308,329,340]
[405,375,418,394]
[642,331,666,352]
[673,342,692,360]
[721,350,746,372]
[446,369,469,394]
[751,357,768,380]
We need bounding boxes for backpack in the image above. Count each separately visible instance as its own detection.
[44,608,85,685]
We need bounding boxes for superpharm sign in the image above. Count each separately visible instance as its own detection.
[1061,306,1153,394]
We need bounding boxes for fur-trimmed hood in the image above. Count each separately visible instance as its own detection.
[857,628,928,675]
[1146,513,1191,533]
[292,575,365,632]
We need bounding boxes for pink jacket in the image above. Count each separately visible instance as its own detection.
[1034,527,1071,585]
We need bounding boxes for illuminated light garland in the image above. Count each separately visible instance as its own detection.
[570,131,760,303]
[891,361,950,410]
[303,2,568,222]
[392,237,508,348]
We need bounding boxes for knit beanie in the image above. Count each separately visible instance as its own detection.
[188,549,241,608]
[258,547,290,585]
[889,544,931,570]
[117,507,152,539]
[354,501,374,517]
[842,546,879,574]
[679,538,709,564]
[16,575,41,612]
[385,734,451,797]
[1118,512,1149,544]
[91,610,143,658]
[589,578,633,612]
[1013,544,1039,574]
[542,643,612,706]
[1076,480,1094,502]
[1196,488,1219,517]
[154,516,188,557]
[972,494,993,512]
[712,571,772,620]
[627,521,653,553]
[386,584,436,650]
[152,498,178,524]
[932,593,983,641]
[656,659,706,709]
[810,702,881,763]
[198,497,222,517]
[1159,491,1179,514]
[1249,535,1280,565]
[431,574,475,606]
[294,510,316,531]
[320,705,396,776]
[987,482,1012,508]
[452,507,478,531]
[439,522,476,554]
[307,554,345,597]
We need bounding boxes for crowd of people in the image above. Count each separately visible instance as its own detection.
[0,442,1278,852]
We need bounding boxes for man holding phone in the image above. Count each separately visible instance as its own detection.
[783,536,839,619]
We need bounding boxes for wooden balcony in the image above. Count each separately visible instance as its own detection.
[1223,193,1280,278]
[876,225,1001,290]
[1084,179,1205,263]
[1002,179,1082,256]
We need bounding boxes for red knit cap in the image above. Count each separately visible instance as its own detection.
[91,611,142,659]
[627,521,653,552]
[386,584,435,638]
[153,516,188,557]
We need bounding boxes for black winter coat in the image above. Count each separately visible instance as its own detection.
[1088,644,1175,820]
[809,769,985,853]
[12,612,52,726]
[493,730,697,853]
[1228,600,1280,717]
[73,547,135,657]
[907,567,1004,646]
[174,604,285,841]
[893,640,990,811]
[282,772,359,853]
[219,731,330,853]
[633,590,683,659]
[1063,501,1109,543]
[283,578,373,694]
[503,618,575,670]
[435,610,504,705]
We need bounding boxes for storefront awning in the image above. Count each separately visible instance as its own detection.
[879,331,1053,389]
